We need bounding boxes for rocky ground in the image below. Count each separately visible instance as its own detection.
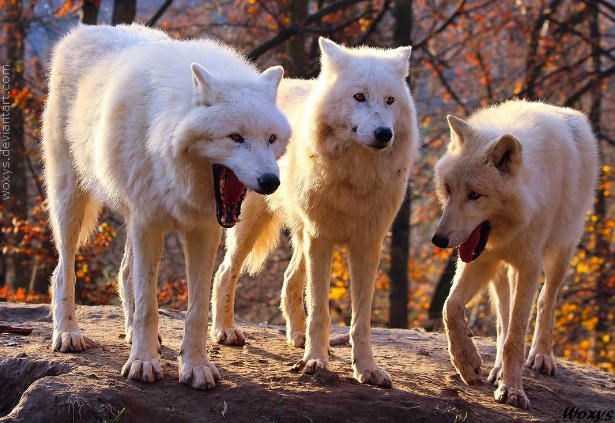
[0,303,613,422]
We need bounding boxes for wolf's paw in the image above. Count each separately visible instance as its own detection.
[121,357,163,383]
[287,332,305,348]
[487,365,502,385]
[450,341,481,385]
[52,330,87,353]
[212,327,246,346]
[179,360,220,390]
[292,358,327,374]
[526,351,556,376]
[353,365,392,388]
[494,384,530,409]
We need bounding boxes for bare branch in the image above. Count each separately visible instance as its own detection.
[145,0,174,27]
[564,65,615,106]
[424,50,469,114]
[357,0,392,45]
[247,0,364,61]
[413,0,467,50]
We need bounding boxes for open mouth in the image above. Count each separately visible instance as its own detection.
[459,221,491,263]
[213,164,247,228]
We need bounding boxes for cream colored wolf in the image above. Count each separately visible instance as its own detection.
[42,24,290,390]
[211,38,418,387]
[432,100,598,409]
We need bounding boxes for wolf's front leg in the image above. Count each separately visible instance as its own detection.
[293,234,333,374]
[348,238,391,388]
[494,262,540,410]
[179,225,222,390]
[120,223,164,383]
[444,259,498,385]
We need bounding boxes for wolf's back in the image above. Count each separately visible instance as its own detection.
[47,24,170,111]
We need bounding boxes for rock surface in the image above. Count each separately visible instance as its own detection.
[0,303,613,422]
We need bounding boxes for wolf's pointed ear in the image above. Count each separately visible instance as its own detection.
[260,65,284,90]
[319,37,348,72]
[391,45,412,78]
[447,115,471,150]
[191,63,214,104]
[488,134,522,174]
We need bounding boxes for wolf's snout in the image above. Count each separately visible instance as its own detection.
[431,233,449,248]
[374,127,393,144]
[257,173,280,195]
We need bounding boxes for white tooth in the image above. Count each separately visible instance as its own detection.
[221,215,226,224]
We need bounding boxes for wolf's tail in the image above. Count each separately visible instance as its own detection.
[241,216,282,276]
[225,192,282,276]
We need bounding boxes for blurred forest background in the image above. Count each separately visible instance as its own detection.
[0,0,613,372]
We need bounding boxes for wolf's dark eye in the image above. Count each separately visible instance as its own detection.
[386,96,395,105]
[445,183,451,195]
[229,133,244,143]
[269,134,277,144]
[468,191,482,200]
[353,93,366,102]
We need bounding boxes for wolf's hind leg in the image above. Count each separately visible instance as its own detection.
[526,246,573,376]
[281,234,307,348]
[211,194,274,346]
[118,240,135,343]
[487,266,510,384]
[47,175,98,353]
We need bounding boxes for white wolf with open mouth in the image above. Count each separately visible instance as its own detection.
[432,100,598,409]
[210,37,419,388]
[42,24,290,390]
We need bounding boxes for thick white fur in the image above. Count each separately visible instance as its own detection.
[434,100,598,409]
[42,24,290,390]
[211,38,419,387]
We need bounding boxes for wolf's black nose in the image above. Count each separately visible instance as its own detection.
[374,127,393,143]
[257,173,280,195]
[431,234,449,248]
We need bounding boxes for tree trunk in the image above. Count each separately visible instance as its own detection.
[388,0,413,329]
[285,0,308,78]
[587,0,613,366]
[523,0,562,99]
[389,188,410,328]
[2,0,30,290]
[112,0,136,25]
[81,0,100,25]
[428,250,457,322]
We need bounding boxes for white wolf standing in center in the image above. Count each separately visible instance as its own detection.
[211,38,419,387]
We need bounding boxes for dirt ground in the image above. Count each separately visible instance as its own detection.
[0,303,613,422]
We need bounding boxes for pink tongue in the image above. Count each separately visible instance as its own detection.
[223,169,245,205]
[459,224,482,263]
